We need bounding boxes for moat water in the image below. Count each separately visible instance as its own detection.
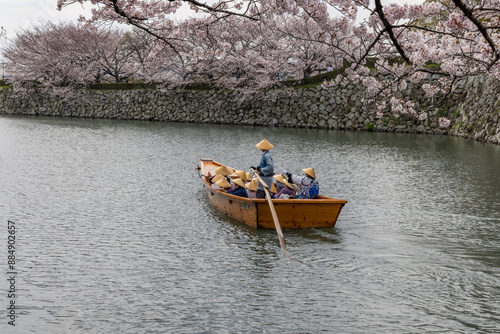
[1,115,499,333]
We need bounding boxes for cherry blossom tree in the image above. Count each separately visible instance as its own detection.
[57,0,265,60]
[3,22,102,88]
[170,14,339,91]
[265,13,342,78]
[120,29,177,81]
[93,29,140,83]
[320,0,500,122]
[52,1,500,122]
[178,16,295,88]
[2,22,151,90]
[141,14,333,90]
[57,2,498,71]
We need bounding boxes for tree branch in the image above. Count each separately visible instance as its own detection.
[374,0,411,64]
[180,0,261,20]
[108,0,184,62]
[451,0,500,69]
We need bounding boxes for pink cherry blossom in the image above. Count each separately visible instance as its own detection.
[4,0,495,121]
[439,117,451,128]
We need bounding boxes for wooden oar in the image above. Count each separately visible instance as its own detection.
[250,168,288,254]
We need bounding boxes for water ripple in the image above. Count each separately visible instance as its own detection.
[0,117,499,333]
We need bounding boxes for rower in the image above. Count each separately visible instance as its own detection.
[250,139,274,199]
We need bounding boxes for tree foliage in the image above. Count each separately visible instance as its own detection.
[4,0,500,122]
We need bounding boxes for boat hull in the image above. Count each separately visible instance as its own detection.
[199,159,347,229]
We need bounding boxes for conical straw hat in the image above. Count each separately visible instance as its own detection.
[215,178,231,189]
[233,178,245,188]
[211,174,224,183]
[235,170,247,182]
[270,182,278,194]
[246,172,252,181]
[303,168,316,179]
[273,174,292,189]
[245,178,258,191]
[273,174,285,183]
[215,165,233,176]
[256,139,274,150]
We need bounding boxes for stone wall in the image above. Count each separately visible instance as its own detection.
[1,76,499,145]
[448,75,500,144]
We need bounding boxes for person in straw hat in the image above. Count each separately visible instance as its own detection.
[272,174,298,199]
[282,168,319,199]
[234,170,248,182]
[269,181,278,197]
[214,165,235,188]
[250,139,274,199]
[245,177,258,198]
[225,178,248,198]
[215,178,232,191]
[215,165,234,180]
[209,173,225,189]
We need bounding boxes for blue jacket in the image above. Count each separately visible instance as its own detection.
[258,150,274,177]
[289,174,319,199]
[227,186,248,198]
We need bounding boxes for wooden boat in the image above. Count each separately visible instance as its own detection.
[198,159,347,229]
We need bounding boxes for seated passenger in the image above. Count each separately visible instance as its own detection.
[215,165,234,189]
[283,168,319,199]
[270,182,278,197]
[235,170,248,182]
[226,178,248,198]
[215,178,231,191]
[210,174,224,189]
[273,174,297,199]
[245,178,258,199]
[215,165,234,177]
[274,176,285,194]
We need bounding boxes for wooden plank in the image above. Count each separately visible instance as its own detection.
[256,202,345,229]
[251,167,287,252]
[202,178,258,228]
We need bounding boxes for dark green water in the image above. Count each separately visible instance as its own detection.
[1,116,499,333]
